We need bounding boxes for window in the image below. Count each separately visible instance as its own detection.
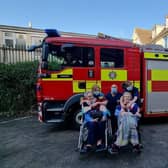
[63,46,94,67]
[3,32,27,49]
[15,34,26,49]
[3,32,15,48]
[100,48,124,68]
[46,44,95,70]
[5,39,14,48]
[4,32,13,37]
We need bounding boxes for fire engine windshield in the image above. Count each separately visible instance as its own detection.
[46,44,95,70]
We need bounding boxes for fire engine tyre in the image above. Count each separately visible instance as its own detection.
[73,108,83,130]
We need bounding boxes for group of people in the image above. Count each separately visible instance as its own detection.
[80,81,142,154]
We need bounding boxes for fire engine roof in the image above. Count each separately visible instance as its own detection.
[45,36,135,48]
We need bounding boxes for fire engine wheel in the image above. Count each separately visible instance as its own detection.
[73,108,83,130]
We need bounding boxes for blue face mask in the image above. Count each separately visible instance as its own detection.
[111,88,117,94]
[94,91,100,96]
[127,86,133,91]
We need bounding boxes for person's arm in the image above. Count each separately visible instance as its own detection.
[80,97,84,105]
[115,106,121,117]
[84,113,93,122]
[97,99,108,106]
[131,87,139,103]
[120,96,126,108]
[131,103,141,117]
[80,98,89,105]
[135,106,141,117]
[129,96,138,105]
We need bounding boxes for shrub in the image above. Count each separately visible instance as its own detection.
[0,61,38,118]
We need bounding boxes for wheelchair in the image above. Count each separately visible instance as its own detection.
[77,105,112,154]
[108,108,142,154]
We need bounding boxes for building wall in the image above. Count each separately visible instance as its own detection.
[155,38,164,46]
[132,31,141,44]
[132,16,168,48]
[0,31,3,47]
[152,25,164,39]
[0,26,46,49]
[0,25,97,49]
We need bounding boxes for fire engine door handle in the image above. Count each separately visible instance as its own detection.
[88,69,94,78]
[78,82,86,89]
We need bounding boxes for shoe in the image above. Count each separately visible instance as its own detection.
[139,143,143,149]
[133,144,141,153]
[96,144,106,152]
[108,144,119,154]
[80,146,92,154]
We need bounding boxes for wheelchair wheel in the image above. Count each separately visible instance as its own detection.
[78,123,88,151]
[82,125,88,142]
[73,108,83,130]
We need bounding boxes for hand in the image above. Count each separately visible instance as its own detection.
[93,118,98,122]
[135,112,141,118]
[91,102,99,108]
[126,102,132,108]
[126,104,130,109]
[101,116,107,122]
[121,105,126,111]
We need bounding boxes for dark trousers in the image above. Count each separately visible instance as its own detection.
[86,121,106,145]
[137,119,142,143]
[111,115,118,136]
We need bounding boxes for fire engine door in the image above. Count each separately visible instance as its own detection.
[73,66,99,93]
[72,48,100,93]
[146,60,168,113]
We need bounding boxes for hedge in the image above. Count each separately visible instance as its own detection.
[0,61,38,118]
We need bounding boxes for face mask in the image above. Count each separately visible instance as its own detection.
[127,86,133,91]
[94,91,100,96]
[111,88,117,94]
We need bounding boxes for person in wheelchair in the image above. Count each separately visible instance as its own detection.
[109,92,141,154]
[80,91,109,153]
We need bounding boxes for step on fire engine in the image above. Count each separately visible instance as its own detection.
[29,29,168,129]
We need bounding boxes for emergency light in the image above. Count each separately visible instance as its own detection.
[45,29,60,37]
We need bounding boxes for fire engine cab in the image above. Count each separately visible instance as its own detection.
[30,29,168,129]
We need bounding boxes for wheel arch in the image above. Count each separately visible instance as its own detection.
[64,93,84,114]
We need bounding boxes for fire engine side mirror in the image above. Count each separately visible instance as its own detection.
[41,61,48,70]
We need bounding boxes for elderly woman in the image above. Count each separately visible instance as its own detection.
[80,91,108,153]
[110,92,141,153]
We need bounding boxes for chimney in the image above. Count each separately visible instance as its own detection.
[28,21,32,28]
[166,16,168,28]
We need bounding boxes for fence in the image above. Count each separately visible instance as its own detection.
[0,47,42,64]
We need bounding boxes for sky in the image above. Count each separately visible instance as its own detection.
[0,0,168,39]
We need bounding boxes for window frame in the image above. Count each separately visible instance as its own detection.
[100,47,125,69]
[46,43,95,71]
[3,32,15,48]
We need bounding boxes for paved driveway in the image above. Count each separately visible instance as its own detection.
[0,116,168,168]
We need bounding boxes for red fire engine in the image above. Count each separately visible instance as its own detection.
[29,29,168,128]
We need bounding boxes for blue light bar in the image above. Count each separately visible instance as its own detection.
[45,29,60,37]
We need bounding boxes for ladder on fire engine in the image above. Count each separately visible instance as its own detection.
[142,44,168,53]
[97,32,168,53]
[97,32,131,42]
